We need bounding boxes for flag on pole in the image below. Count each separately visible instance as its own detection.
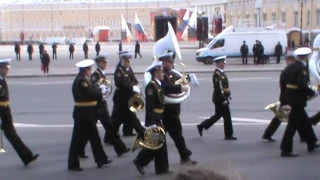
[121,14,132,42]
[134,13,148,42]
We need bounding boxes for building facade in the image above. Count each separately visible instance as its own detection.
[0,0,319,44]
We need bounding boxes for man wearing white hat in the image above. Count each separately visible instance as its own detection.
[133,61,170,175]
[0,58,39,166]
[197,55,237,140]
[158,52,197,165]
[110,50,145,137]
[280,47,320,157]
[68,59,112,171]
[78,54,131,158]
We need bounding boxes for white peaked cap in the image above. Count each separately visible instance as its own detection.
[75,59,95,68]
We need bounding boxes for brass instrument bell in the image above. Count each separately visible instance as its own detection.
[132,126,166,152]
[95,78,113,98]
[128,92,145,112]
[174,62,190,85]
[264,101,291,122]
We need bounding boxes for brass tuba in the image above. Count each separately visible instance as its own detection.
[308,33,320,100]
[95,78,113,98]
[128,86,145,112]
[132,126,166,152]
[0,121,5,154]
[264,101,291,122]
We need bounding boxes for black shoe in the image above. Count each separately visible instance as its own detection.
[97,159,113,168]
[117,148,131,157]
[123,133,137,137]
[133,159,145,175]
[24,154,39,166]
[262,136,276,142]
[281,152,299,157]
[68,167,83,171]
[180,157,197,165]
[308,144,320,152]
[78,154,89,159]
[196,125,203,137]
[225,136,237,140]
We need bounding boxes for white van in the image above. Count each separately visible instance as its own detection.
[43,37,70,45]
[196,26,288,64]
[70,37,86,45]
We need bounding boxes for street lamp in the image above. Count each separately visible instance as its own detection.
[298,0,306,46]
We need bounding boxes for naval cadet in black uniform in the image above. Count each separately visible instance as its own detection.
[133,61,170,175]
[68,59,112,171]
[197,56,237,140]
[110,51,145,137]
[159,52,197,165]
[280,48,320,157]
[262,53,318,142]
[0,58,39,166]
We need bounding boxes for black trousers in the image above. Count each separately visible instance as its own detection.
[84,51,88,59]
[111,102,145,136]
[42,63,49,74]
[253,54,257,64]
[68,117,109,168]
[199,102,234,137]
[16,53,20,60]
[0,107,35,165]
[39,51,43,59]
[79,102,129,156]
[69,52,74,59]
[263,116,318,142]
[163,107,192,160]
[96,51,99,56]
[280,106,316,152]
[135,52,142,58]
[241,55,248,64]
[52,51,57,59]
[135,118,168,174]
[28,53,32,60]
[310,111,320,125]
[276,55,281,63]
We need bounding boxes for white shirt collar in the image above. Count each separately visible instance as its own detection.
[99,68,106,75]
[155,78,161,86]
[216,67,224,72]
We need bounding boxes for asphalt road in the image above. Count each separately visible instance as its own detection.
[1,72,320,180]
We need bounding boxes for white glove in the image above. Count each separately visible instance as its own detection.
[147,124,157,129]
[137,84,143,89]
[100,85,107,94]
[133,85,141,94]
[222,101,228,105]
[189,73,199,87]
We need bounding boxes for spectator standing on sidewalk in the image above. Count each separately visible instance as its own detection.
[83,42,89,59]
[14,43,21,61]
[52,43,58,60]
[275,42,283,64]
[134,41,142,59]
[69,43,75,59]
[39,43,44,59]
[27,43,34,60]
[95,42,100,56]
[240,41,248,64]
[119,41,122,52]
[41,50,50,74]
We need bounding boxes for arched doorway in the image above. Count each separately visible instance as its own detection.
[287,27,301,47]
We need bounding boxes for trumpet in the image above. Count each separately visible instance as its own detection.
[0,121,5,154]
[95,78,113,98]
[128,86,145,112]
[174,63,199,87]
[264,101,291,122]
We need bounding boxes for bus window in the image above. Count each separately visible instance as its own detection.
[211,39,225,49]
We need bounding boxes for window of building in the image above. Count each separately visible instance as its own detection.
[281,12,286,23]
[84,19,88,27]
[110,19,113,27]
[48,20,51,29]
[272,12,276,23]
[307,10,310,26]
[25,20,29,29]
[73,20,76,26]
[91,19,95,27]
[317,9,320,25]
[97,19,101,26]
[254,14,258,26]
[42,20,46,29]
[37,20,40,29]
[13,21,16,29]
[104,19,107,26]
[263,13,267,23]
[59,20,63,28]
[79,19,83,26]
[30,20,34,29]
[53,20,57,29]
[294,11,298,26]
[65,20,69,26]
[19,20,23,28]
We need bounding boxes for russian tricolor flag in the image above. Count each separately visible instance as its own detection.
[134,13,148,42]
[121,14,132,42]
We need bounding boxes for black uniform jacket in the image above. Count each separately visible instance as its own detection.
[279,68,288,106]
[145,78,165,127]
[113,65,138,102]
[212,69,231,104]
[72,72,102,119]
[0,75,10,117]
[161,70,182,114]
[91,69,108,114]
[283,60,315,107]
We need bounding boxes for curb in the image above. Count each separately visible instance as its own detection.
[6,69,283,79]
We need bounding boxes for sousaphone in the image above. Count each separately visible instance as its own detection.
[308,33,320,100]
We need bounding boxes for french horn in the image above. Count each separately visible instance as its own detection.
[264,101,291,122]
[0,120,5,154]
[132,126,166,152]
[95,78,113,98]
[144,22,193,104]
[308,33,320,100]
[128,86,145,112]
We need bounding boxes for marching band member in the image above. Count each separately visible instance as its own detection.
[0,58,39,166]
[68,59,112,171]
[159,52,197,165]
[78,54,131,158]
[280,48,320,157]
[110,51,145,138]
[262,53,318,142]
[197,56,237,140]
[133,61,170,175]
